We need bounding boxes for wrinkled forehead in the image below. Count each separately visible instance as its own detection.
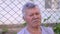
[25,7,40,14]
[26,6,40,12]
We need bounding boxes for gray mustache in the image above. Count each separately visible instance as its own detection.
[32,19,40,22]
[32,18,39,20]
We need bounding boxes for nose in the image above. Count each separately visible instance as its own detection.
[33,15,38,19]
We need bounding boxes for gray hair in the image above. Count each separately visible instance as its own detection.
[22,2,37,17]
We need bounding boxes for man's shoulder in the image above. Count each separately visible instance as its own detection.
[42,26,53,31]
[17,27,26,34]
[41,26,54,34]
[41,26,53,29]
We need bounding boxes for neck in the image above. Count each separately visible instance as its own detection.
[27,25,41,32]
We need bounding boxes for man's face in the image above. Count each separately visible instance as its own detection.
[24,7,41,27]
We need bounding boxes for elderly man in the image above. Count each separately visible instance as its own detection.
[17,2,54,34]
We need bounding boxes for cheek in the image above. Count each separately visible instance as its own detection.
[26,16,32,23]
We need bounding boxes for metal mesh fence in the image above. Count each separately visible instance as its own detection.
[0,0,60,25]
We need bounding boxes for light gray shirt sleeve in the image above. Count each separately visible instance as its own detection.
[42,26,54,34]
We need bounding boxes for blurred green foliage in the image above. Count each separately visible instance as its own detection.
[44,16,51,22]
[2,27,8,34]
[53,23,60,34]
[23,22,27,26]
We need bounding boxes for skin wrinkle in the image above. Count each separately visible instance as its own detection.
[23,6,42,34]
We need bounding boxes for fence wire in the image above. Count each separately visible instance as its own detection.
[0,0,60,25]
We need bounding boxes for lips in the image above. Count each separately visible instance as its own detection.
[32,19,40,23]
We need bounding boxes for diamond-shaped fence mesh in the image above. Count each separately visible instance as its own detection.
[0,0,60,25]
[0,0,60,34]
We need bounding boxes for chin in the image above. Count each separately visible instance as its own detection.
[32,24,40,28]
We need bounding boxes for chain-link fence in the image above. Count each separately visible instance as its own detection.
[0,0,60,34]
[0,0,60,25]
